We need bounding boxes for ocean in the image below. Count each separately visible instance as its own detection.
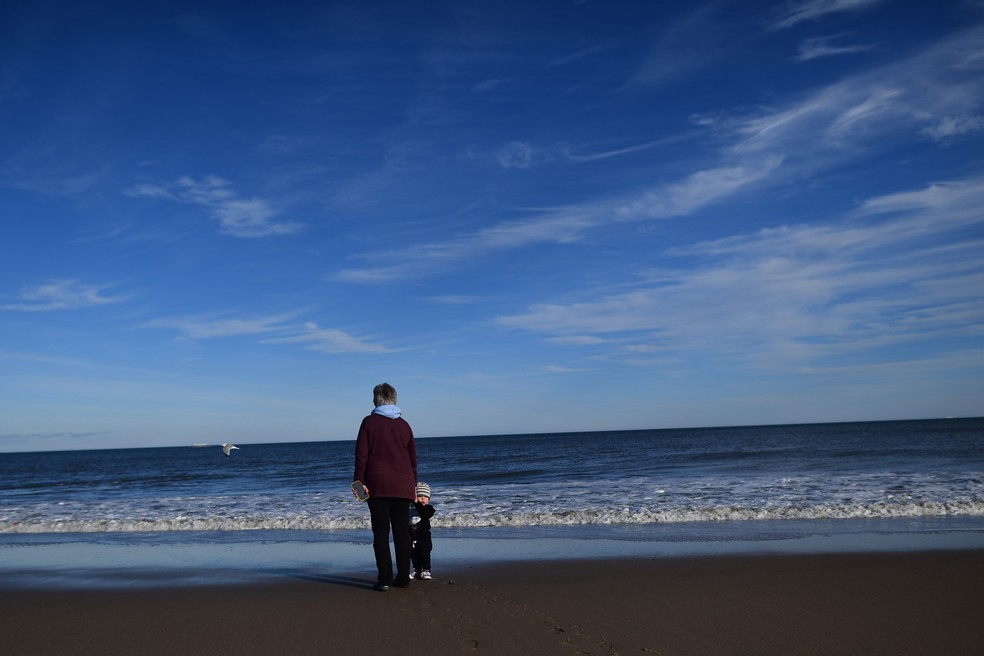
[3,418,984,586]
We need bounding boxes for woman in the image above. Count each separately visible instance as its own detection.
[353,382,417,591]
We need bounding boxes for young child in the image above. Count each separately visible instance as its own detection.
[409,482,435,580]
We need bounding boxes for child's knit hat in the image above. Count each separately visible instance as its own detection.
[415,482,431,498]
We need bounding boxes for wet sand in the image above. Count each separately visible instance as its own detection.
[2,550,983,655]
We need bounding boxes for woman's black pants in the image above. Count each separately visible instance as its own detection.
[367,497,411,586]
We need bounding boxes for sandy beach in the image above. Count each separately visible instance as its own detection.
[2,549,982,655]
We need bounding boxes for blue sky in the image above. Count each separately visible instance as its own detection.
[2,0,983,452]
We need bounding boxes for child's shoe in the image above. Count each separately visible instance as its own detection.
[420,570,432,580]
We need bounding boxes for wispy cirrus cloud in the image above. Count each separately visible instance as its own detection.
[621,4,728,90]
[548,42,617,67]
[616,157,784,219]
[125,175,303,238]
[334,24,983,285]
[731,23,984,154]
[143,312,389,354]
[1,280,129,312]
[0,431,110,444]
[856,175,984,218]
[142,312,299,339]
[795,34,876,61]
[545,335,611,346]
[496,141,535,169]
[422,295,485,305]
[771,0,886,30]
[496,174,984,368]
[479,136,682,169]
[1,167,109,197]
[333,157,784,284]
[262,322,390,354]
[729,82,904,154]
[333,206,601,283]
[562,136,684,163]
[920,114,984,141]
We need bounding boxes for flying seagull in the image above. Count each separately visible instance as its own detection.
[221,443,239,457]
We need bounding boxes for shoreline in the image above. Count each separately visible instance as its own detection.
[2,549,983,655]
[4,515,984,590]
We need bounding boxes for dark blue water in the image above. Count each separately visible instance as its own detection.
[2,418,982,534]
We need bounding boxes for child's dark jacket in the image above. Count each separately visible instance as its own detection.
[410,501,435,537]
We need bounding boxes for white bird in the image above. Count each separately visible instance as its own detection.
[221,443,239,457]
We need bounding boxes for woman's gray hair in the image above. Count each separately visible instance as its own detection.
[373,382,397,406]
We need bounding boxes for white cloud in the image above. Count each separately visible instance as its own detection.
[1,280,128,312]
[496,141,535,169]
[795,35,876,61]
[857,175,984,218]
[545,335,611,346]
[730,83,891,153]
[263,322,389,354]
[473,78,505,92]
[334,155,785,284]
[496,174,984,369]
[732,24,984,153]
[423,295,484,304]
[3,168,109,197]
[334,25,984,285]
[125,175,303,238]
[143,312,298,339]
[548,43,614,67]
[333,208,600,283]
[542,365,585,373]
[562,137,678,163]
[830,87,904,134]
[772,0,885,30]
[143,313,388,355]
[124,182,178,201]
[620,4,732,90]
[213,198,298,238]
[617,157,784,219]
[173,175,234,204]
[920,115,984,140]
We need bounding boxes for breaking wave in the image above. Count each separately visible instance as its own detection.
[3,499,982,534]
